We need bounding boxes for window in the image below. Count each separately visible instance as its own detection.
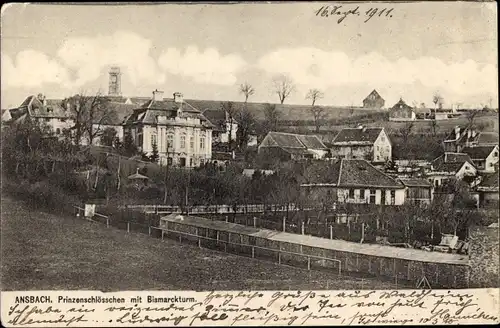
[56,128,61,135]
[200,137,206,149]
[44,118,50,122]
[151,134,157,146]
[369,189,376,204]
[390,190,395,205]
[189,158,193,167]
[180,135,186,149]
[60,118,67,123]
[167,157,173,166]
[190,136,194,149]
[381,190,386,204]
[360,189,365,199]
[494,152,498,157]
[179,157,186,167]
[348,189,355,199]
[167,134,174,149]
[200,159,205,166]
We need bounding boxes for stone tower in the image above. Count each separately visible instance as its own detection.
[108,67,122,96]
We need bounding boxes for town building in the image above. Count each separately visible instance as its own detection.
[462,145,499,173]
[258,131,329,161]
[362,89,385,109]
[388,98,415,121]
[475,173,499,208]
[202,109,239,144]
[123,90,214,167]
[330,126,392,163]
[442,125,481,152]
[3,94,74,135]
[91,102,136,146]
[300,159,406,205]
[400,178,434,206]
[427,152,477,188]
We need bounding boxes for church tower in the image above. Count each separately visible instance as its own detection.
[108,67,122,96]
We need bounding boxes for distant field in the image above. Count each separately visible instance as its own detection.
[284,112,499,136]
[0,196,401,291]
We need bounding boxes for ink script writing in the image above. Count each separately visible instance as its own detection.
[315,5,395,24]
[1,290,499,326]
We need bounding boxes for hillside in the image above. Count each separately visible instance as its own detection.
[1,195,400,291]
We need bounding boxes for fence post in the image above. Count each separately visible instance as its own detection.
[148,226,151,235]
[225,216,228,223]
[253,217,257,228]
[307,256,311,270]
[162,230,164,240]
[106,218,109,228]
[252,246,255,258]
[329,225,333,239]
[282,217,286,232]
[301,222,305,235]
[127,222,130,233]
[278,251,281,264]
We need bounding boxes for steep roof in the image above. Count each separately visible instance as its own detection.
[462,146,497,160]
[261,131,327,150]
[301,159,404,188]
[332,127,383,145]
[431,152,474,172]
[390,98,413,111]
[478,173,499,189]
[24,96,71,119]
[202,109,228,132]
[400,178,432,188]
[125,98,214,129]
[364,89,384,102]
[96,102,137,125]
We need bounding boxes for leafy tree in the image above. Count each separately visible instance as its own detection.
[101,127,118,147]
[236,108,256,149]
[221,101,237,151]
[149,141,159,163]
[121,132,138,157]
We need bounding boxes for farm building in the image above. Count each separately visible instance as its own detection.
[389,98,415,121]
[428,152,477,188]
[159,214,470,288]
[362,89,385,109]
[330,126,392,163]
[462,145,499,173]
[258,131,329,161]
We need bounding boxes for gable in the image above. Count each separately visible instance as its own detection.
[333,128,382,144]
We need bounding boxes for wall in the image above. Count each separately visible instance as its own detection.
[337,188,404,205]
[163,220,471,288]
[485,146,499,172]
[331,145,372,160]
[456,162,476,180]
[468,225,499,288]
[373,130,392,162]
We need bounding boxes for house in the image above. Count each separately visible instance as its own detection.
[388,98,415,121]
[202,109,239,144]
[363,89,385,109]
[300,159,406,205]
[428,153,477,187]
[442,125,481,152]
[434,108,455,120]
[258,131,329,161]
[462,145,499,173]
[4,94,74,136]
[400,178,434,206]
[91,102,136,146]
[330,126,392,163]
[123,90,214,167]
[475,173,499,208]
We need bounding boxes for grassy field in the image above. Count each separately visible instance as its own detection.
[1,195,402,291]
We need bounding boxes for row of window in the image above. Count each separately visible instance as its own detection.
[346,189,396,205]
[151,134,206,150]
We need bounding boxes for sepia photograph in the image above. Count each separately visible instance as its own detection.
[1,0,498,303]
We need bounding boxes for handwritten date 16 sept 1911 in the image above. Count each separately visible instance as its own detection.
[315,5,394,24]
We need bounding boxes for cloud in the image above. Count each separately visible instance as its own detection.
[158,46,247,86]
[57,31,165,87]
[257,47,498,98]
[1,50,70,88]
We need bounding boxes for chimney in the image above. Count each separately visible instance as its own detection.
[467,129,472,139]
[454,126,460,140]
[173,92,183,104]
[152,89,164,102]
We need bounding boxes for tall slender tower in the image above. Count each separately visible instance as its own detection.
[108,67,122,96]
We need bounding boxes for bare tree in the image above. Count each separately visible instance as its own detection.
[272,74,296,104]
[310,106,328,133]
[432,92,444,111]
[263,103,281,133]
[62,91,115,147]
[305,88,324,107]
[239,82,255,103]
[236,108,256,149]
[221,101,238,151]
[466,109,480,126]
[399,121,415,145]
[428,119,438,136]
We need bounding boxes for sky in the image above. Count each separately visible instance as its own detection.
[1,2,497,109]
